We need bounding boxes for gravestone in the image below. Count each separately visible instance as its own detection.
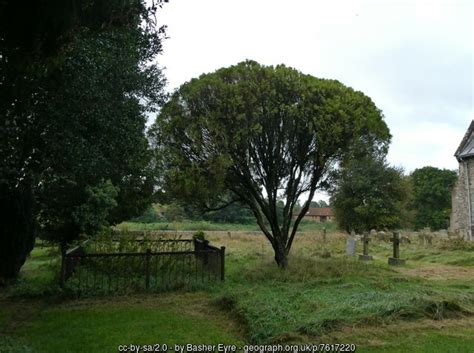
[359,231,373,261]
[418,231,426,245]
[437,229,448,238]
[388,231,406,265]
[346,236,357,256]
[377,230,389,241]
[420,229,433,246]
[426,233,433,245]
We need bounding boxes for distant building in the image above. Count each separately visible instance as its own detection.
[296,207,334,222]
[450,120,474,241]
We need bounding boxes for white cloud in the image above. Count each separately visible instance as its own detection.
[388,121,467,172]
[155,0,473,174]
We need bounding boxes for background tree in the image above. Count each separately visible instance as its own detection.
[330,156,407,233]
[0,0,166,283]
[203,202,255,224]
[150,61,390,268]
[398,174,416,229]
[310,200,329,208]
[410,166,458,230]
[163,203,187,222]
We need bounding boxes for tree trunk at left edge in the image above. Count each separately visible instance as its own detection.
[0,185,36,285]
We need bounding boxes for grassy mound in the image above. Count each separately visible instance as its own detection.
[214,255,474,343]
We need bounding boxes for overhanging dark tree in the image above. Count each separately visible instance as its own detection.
[0,0,167,284]
[150,61,391,268]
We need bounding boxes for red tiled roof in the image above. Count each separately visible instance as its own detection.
[306,207,333,216]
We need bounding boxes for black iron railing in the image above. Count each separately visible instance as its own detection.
[61,238,225,295]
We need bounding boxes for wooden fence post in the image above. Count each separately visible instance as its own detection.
[220,246,226,281]
[145,249,151,290]
[60,249,66,288]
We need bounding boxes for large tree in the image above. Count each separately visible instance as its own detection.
[150,61,390,268]
[330,156,407,233]
[35,26,166,247]
[410,166,457,230]
[0,0,166,283]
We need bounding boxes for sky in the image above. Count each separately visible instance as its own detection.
[154,0,473,175]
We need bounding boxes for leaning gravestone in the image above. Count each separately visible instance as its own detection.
[346,235,357,256]
[388,231,406,265]
[359,231,373,261]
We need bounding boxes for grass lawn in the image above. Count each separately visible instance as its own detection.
[1,228,473,352]
[1,294,243,353]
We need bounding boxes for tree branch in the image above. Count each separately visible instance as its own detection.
[201,197,241,213]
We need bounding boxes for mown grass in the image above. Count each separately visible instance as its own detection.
[1,228,473,352]
[15,302,241,352]
[3,246,61,299]
[0,293,244,353]
[359,325,474,353]
[318,317,474,353]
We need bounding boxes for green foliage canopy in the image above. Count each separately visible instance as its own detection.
[410,166,458,230]
[150,60,390,267]
[35,26,166,246]
[331,156,407,233]
[0,0,167,282]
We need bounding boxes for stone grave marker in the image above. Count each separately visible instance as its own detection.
[359,231,373,261]
[388,231,406,265]
[346,235,357,256]
[418,230,426,246]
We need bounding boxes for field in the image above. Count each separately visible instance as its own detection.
[1,226,473,353]
[116,219,338,232]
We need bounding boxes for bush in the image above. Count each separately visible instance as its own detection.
[129,206,164,223]
[439,238,474,251]
[193,231,206,241]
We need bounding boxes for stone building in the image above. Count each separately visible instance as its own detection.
[450,120,474,240]
[293,207,334,222]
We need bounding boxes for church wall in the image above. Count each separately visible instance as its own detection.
[450,159,474,239]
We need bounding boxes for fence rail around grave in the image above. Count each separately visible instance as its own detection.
[61,238,225,295]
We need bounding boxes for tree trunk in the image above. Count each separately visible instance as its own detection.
[0,185,36,286]
[273,239,288,269]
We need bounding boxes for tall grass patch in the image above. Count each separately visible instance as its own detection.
[211,234,474,343]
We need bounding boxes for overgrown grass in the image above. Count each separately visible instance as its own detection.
[212,252,473,343]
[367,237,474,267]
[117,220,338,232]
